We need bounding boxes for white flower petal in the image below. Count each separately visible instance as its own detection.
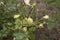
[24,0,31,6]
[0,1,4,5]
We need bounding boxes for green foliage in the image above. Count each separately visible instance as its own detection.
[28,27,35,40]
[48,14,56,30]
[0,0,35,40]
[56,12,60,23]
[13,30,29,40]
[44,0,60,8]
[44,0,56,4]
[44,0,60,30]
[0,0,60,40]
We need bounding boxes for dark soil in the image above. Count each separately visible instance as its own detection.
[31,0,60,40]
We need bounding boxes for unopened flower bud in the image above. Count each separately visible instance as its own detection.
[43,15,49,19]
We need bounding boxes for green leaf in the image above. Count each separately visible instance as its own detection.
[28,27,35,40]
[13,30,29,40]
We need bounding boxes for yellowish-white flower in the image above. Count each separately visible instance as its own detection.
[24,0,31,6]
[32,3,36,8]
[37,9,40,12]
[25,17,28,20]
[43,21,46,24]
[43,15,49,19]
[17,3,20,7]
[39,23,44,28]
[39,23,43,27]
[27,17,33,24]
[14,14,20,18]
[22,27,27,32]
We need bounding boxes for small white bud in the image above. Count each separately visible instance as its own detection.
[14,14,20,18]
[39,23,44,28]
[22,27,27,32]
[43,15,49,19]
